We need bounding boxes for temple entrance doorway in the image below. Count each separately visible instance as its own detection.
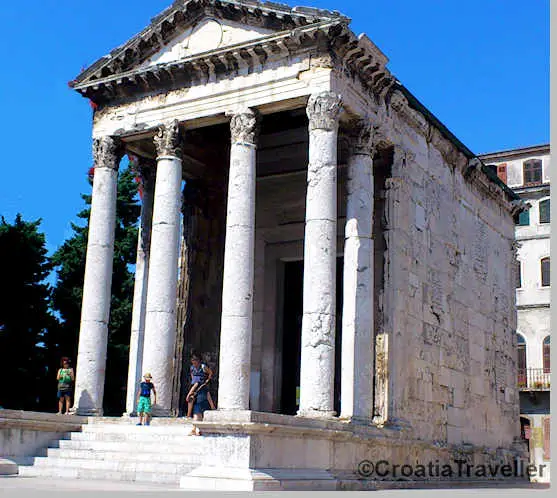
[279,258,343,416]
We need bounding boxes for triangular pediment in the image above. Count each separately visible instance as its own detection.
[139,17,275,68]
[72,0,347,88]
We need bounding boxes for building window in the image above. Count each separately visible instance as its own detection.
[516,261,522,288]
[515,210,530,226]
[523,159,542,185]
[517,334,527,387]
[541,257,550,287]
[543,417,550,460]
[543,336,550,373]
[539,199,550,224]
[497,163,507,184]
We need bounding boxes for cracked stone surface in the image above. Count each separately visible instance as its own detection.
[218,110,258,410]
[341,149,374,421]
[299,93,340,417]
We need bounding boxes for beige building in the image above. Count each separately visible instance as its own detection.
[480,144,550,483]
[12,0,527,489]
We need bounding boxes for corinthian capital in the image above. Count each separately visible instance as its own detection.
[93,136,124,170]
[347,118,392,156]
[154,120,183,158]
[347,118,374,155]
[229,108,260,145]
[306,91,342,131]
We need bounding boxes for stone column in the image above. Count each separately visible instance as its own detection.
[124,161,155,416]
[298,91,342,418]
[73,136,123,416]
[141,121,183,416]
[217,108,259,410]
[340,119,375,422]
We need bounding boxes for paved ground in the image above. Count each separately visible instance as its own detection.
[0,476,550,493]
[0,476,179,492]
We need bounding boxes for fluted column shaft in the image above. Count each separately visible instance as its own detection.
[125,162,155,416]
[298,92,342,417]
[73,136,123,416]
[340,120,375,422]
[141,121,183,416]
[217,109,259,410]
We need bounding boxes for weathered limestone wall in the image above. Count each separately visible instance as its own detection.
[378,120,519,450]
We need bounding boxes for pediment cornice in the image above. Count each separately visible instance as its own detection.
[70,0,347,90]
[72,16,395,115]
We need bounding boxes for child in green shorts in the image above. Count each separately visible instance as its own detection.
[136,373,156,426]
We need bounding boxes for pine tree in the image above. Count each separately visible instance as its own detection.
[51,163,140,415]
[0,215,55,410]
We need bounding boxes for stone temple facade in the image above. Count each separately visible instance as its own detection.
[67,0,527,489]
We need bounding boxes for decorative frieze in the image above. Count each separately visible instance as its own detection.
[306,91,342,131]
[154,120,183,158]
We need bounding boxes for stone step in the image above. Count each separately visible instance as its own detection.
[53,438,206,453]
[19,465,184,484]
[28,455,197,475]
[45,447,202,464]
[70,430,197,442]
[86,417,192,426]
[81,423,194,434]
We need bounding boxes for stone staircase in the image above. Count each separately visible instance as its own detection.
[18,418,205,485]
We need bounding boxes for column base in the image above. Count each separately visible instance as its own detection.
[296,409,336,419]
[339,415,373,425]
[70,407,103,417]
[150,406,172,417]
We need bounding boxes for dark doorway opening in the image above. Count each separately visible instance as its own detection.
[279,258,343,416]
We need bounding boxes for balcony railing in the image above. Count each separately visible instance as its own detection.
[517,368,550,390]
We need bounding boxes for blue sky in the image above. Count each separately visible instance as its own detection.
[0,0,549,254]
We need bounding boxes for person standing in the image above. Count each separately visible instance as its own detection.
[136,373,156,426]
[56,357,74,415]
[186,353,216,433]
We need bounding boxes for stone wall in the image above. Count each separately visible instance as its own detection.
[378,122,520,450]
[0,410,87,468]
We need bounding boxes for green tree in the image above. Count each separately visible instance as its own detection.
[0,215,56,410]
[51,163,140,415]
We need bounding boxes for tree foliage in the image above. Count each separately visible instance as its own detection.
[0,215,55,410]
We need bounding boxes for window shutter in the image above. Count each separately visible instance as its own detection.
[541,258,550,287]
[516,210,530,226]
[539,199,550,224]
[497,163,507,183]
[543,337,550,373]
[523,159,543,185]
